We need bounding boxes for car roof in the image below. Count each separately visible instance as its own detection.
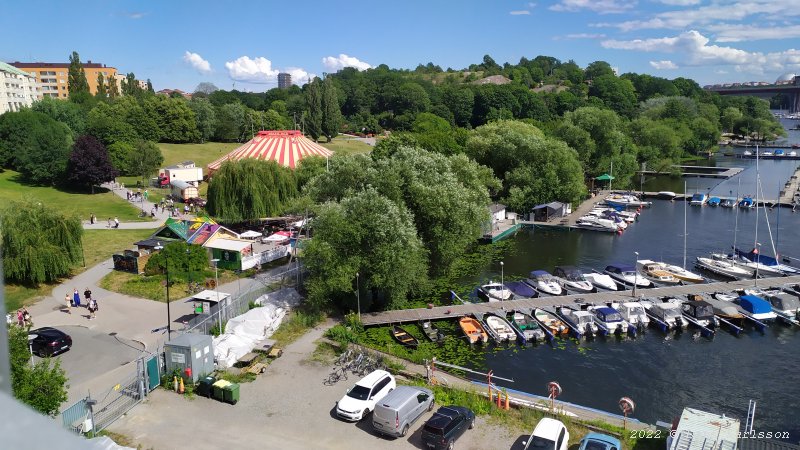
[426,407,463,429]
[532,418,565,440]
[354,369,391,388]
[379,386,432,407]
[582,432,621,448]
[29,327,63,336]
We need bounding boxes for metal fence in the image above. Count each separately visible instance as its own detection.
[60,353,161,435]
[183,265,304,335]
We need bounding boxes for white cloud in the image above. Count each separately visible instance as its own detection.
[708,24,800,42]
[549,0,636,14]
[596,1,800,32]
[510,10,531,15]
[284,67,317,84]
[602,30,800,73]
[183,51,211,74]
[123,11,147,19]
[225,56,279,83]
[563,33,606,39]
[649,60,678,69]
[655,0,700,5]
[321,54,372,71]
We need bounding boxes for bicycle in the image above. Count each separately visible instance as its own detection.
[334,348,353,366]
[324,367,348,386]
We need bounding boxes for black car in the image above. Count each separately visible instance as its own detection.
[421,406,475,450]
[28,327,72,357]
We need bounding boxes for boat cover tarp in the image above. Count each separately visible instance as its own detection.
[733,246,781,266]
[737,295,772,314]
[529,270,551,278]
[505,281,536,298]
[212,288,302,368]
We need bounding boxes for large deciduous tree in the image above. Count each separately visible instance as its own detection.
[65,135,118,193]
[321,76,342,142]
[189,98,217,143]
[0,110,72,185]
[1,200,83,285]
[95,72,107,99]
[131,140,164,180]
[305,77,323,141]
[206,159,297,222]
[467,120,586,211]
[8,326,69,417]
[302,188,428,311]
[31,96,87,136]
[67,51,90,97]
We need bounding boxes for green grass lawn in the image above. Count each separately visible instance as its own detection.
[319,136,374,156]
[0,170,148,222]
[4,228,155,311]
[99,268,242,302]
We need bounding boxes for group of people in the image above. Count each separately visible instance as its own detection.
[126,188,149,202]
[64,287,98,320]
[15,308,32,328]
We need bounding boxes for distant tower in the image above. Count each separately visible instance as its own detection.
[278,72,292,89]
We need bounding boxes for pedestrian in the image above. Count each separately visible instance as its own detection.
[114,217,120,229]
[73,288,81,308]
[22,308,31,328]
[16,309,23,327]
[126,191,131,201]
[107,218,112,228]
[90,213,96,224]
[84,287,92,302]
[121,182,125,191]
[88,299,97,320]
[144,189,149,200]
[65,292,72,313]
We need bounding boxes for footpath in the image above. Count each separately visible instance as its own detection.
[82,182,195,230]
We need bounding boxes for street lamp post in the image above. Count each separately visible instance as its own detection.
[500,261,505,297]
[356,272,361,321]
[211,259,221,328]
[632,251,639,298]
[155,242,172,337]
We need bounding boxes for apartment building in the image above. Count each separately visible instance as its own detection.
[0,61,38,114]
[10,60,117,98]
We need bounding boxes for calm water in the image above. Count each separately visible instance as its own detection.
[457,191,800,437]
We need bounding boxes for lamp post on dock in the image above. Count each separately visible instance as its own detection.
[154,242,171,337]
[632,251,639,298]
[500,261,504,295]
[356,272,361,321]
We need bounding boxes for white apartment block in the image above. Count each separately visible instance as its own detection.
[0,61,38,114]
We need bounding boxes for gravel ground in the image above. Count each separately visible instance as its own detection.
[109,320,528,450]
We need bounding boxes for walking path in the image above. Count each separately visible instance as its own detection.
[82,182,195,230]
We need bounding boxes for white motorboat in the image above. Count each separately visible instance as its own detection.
[552,266,595,294]
[763,292,800,324]
[695,256,751,280]
[605,193,652,208]
[575,216,620,233]
[477,282,513,302]
[736,295,778,321]
[661,263,705,283]
[690,193,708,206]
[681,299,719,328]
[589,306,629,335]
[711,253,781,277]
[525,270,563,296]
[604,264,653,288]
[617,302,650,329]
[712,291,738,302]
[657,191,676,200]
[557,307,598,336]
[584,272,620,291]
[587,208,635,223]
[482,312,517,343]
[509,310,546,342]
[743,150,753,156]
[643,299,686,329]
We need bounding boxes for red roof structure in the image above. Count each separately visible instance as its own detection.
[207,130,333,172]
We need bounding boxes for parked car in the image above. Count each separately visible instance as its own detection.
[372,385,434,438]
[28,327,72,357]
[523,418,570,450]
[421,406,475,449]
[335,369,395,421]
[579,432,622,450]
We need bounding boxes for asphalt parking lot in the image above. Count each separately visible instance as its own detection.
[109,322,523,450]
[32,325,144,405]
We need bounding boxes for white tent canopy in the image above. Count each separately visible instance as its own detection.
[239,230,263,239]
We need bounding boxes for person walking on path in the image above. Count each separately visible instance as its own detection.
[114,217,120,229]
[64,292,72,314]
[88,299,97,320]
[22,308,31,328]
[73,288,81,308]
[90,213,96,225]
[16,309,24,327]
[84,287,92,302]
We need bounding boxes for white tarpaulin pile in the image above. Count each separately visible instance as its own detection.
[212,288,302,368]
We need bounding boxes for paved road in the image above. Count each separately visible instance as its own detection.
[32,325,145,405]
[82,182,195,229]
[109,321,524,450]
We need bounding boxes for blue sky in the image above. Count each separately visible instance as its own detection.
[1,0,799,92]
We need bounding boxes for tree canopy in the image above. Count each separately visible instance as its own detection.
[65,135,118,192]
[8,326,69,417]
[206,159,298,222]
[0,110,73,185]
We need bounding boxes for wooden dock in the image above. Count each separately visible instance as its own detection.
[778,166,800,205]
[360,274,800,326]
[639,166,743,179]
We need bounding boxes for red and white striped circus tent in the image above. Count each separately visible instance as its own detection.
[207,130,333,173]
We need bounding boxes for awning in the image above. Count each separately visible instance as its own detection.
[205,238,253,252]
[263,231,291,241]
[595,174,615,181]
[187,290,231,303]
[239,230,263,239]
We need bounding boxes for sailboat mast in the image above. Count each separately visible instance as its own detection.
[754,144,759,252]
[683,180,687,269]
[733,176,741,251]
[776,178,781,259]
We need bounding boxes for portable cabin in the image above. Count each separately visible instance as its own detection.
[170,179,199,201]
[162,161,203,184]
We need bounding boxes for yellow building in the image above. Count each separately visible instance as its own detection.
[9,60,117,98]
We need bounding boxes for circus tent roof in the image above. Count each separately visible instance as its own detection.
[207,130,333,172]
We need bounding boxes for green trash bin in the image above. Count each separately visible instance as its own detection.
[196,376,216,398]
[223,383,240,405]
[212,380,230,402]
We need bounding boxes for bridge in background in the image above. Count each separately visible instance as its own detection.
[705,76,800,113]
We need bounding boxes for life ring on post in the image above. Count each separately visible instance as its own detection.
[619,397,635,415]
[548,381,562,399]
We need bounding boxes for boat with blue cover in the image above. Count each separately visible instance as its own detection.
[738,197,755,209]
[736,295,777,321]
[504,281,538,298]
[590,306,629,335]
[707,197,721,207]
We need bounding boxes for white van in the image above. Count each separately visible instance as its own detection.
[372,385,434,437]
[336,370,395,421]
